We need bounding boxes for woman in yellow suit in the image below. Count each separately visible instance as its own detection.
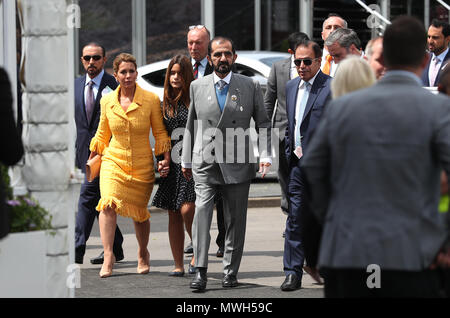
[89,53,171,278]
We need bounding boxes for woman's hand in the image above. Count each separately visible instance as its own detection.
[88,151,98,161]
[158,159,170,178]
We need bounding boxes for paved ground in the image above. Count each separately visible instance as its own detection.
[75,181,324,299]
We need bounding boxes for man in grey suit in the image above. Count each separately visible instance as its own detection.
[182,36,272,291]
[264,32,309,224]
[302,16,450,297]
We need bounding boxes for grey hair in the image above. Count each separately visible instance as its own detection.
[325,28,361,50]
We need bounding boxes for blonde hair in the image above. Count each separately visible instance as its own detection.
[113,53,137,73]
[331,56,376,99]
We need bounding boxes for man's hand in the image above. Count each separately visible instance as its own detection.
[258,162,271,178]
[182,167,192,181]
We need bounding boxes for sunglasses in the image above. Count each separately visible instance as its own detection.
[82,55,102,61]
[189,24,205,30]
[294,58,319,67]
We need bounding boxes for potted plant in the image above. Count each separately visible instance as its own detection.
[0,164,53,297]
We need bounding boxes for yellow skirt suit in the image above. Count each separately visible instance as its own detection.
[90,84,171,223]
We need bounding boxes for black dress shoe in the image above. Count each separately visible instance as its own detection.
[90,250,124,265]
[216,247,224,258]
[184,242,193,254]
[222,274,238,288]
[280,274,301,291]
[190,268,207,291]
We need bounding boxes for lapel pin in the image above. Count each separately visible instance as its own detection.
[231,95,237,101]
[240,106,244,112]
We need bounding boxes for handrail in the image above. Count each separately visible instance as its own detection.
[355,0,391,25]
[436,0,450,11]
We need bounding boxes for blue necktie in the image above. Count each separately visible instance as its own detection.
[215,80,228,112]
[295,81,311,148]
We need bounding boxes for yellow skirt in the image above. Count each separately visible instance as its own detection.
[96,158,154,223]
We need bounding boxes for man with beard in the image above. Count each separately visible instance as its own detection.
[74,43,124,265]
[421,19,450,87]
[182,36,272,291]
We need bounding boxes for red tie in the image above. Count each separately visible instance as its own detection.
[193,61,200,79]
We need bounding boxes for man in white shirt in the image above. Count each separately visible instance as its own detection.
[187,25,214,79]
[321,14,347,77]
[421,19,450,87]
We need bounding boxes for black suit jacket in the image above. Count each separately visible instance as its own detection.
[0,67,24,239]
[74,72,117,172]
[421,50,450,87]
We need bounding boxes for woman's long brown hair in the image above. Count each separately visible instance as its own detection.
[163,55,194,118]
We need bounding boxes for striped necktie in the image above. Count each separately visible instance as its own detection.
[193,61,200,79]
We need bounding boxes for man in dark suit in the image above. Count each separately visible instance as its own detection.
[0,67,24,239]
[281,40,332,291]
[421,19,450,87]
[74,43,123,264]
[264,32,309,229]
[302,16,450,297]
[186,25,225,259]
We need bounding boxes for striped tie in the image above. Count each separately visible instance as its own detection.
[193,61,200,79]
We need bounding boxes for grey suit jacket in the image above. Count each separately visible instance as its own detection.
[182,72,271,185]
[264,57,291,136]
[301,72,450,271]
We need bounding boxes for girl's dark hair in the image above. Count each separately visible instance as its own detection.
[163,55,194,118]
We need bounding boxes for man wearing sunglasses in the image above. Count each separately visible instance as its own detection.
[264,32,309,238]
[74,43,124,265]
[281,40,332,291]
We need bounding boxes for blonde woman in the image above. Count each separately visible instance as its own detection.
[331,56,376,99]
[89,53,171,278]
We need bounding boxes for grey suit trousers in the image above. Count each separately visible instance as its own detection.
[192,180,251,276]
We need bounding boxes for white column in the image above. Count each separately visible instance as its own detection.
[0,0,18,122]
[299,0,313,38]
[255,0,261,51]
[132,0,146,67]
[380,0,390,21]
[18,0,74,297]
[202,0,215,38]
[424,0,430,28]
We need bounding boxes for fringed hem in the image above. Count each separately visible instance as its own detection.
[89,138,108,155]
[154,138,171,156]
[96,196,150,223]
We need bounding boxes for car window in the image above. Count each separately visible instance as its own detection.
[141,69,166,87]
[259,57,287,67]
[234,63,265,78]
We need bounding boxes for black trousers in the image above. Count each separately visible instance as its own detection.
[321,267,445,298]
